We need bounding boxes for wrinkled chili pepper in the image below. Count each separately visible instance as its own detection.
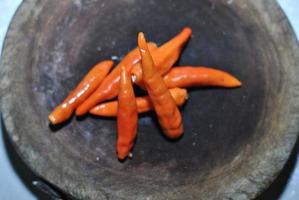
[163,66,242,88]
[131,27,192,86]
[90,88,188,117]
[138,32,183,139]
[48,60,114,124]
[117,66,138,160]
[76,43,157,116]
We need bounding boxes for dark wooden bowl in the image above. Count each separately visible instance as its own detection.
[1,0,299,199]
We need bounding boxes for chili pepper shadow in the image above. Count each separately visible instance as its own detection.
[186,86,241,94]
[118,156,133,163]
[89,113,117,122]
[48,115,74,132]
[133,85,147,97]
[75,113,89,121]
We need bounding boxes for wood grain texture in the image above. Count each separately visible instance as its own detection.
[0,0,299,199]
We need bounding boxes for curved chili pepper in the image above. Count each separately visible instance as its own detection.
[76,43,157,116]
[48,60,114,124]
[138,32,183,139]
[131,27,192,86]
[90,88,188,117]
[117,66,138,160]
[163,66,242,88]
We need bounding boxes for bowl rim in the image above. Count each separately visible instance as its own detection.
[1,0,299,199]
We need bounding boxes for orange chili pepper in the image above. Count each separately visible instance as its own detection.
[48,60,114,124]
[76,43,157,116]
[131,27,192,86]
[138,32,183,139]
[117,66,138,160]
[90,88,187,117]
[163,66,242,88]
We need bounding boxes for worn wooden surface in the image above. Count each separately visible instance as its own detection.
[1,0,299,199]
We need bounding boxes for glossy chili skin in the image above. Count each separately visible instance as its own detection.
[48,60,113,124]
[90,88,188,117]
[76,43,157,116]
[138,32,183,139]
[117,66,138,160]
[163,66,242,88]
[131,27,192,86]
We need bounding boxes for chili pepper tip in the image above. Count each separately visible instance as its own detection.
[183,27,192,35]
[138,32,147,50]
[48,114,57,124]
[226,76,242,87]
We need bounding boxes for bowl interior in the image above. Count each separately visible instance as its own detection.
[35,0,266,178]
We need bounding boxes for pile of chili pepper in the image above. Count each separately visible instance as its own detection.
[48,27,242,160]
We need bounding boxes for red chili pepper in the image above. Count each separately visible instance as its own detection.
[48,60,113,124]
[131,27,192,86]
[163,66,242,88]
[90,88,188,117]
[76,43,157,116]
[138,32,183,139]
[117,66,138,160]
